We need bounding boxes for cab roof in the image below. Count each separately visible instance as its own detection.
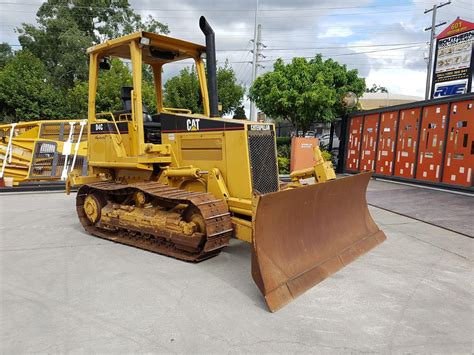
[86,31,206,65]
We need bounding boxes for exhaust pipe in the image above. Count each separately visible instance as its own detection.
[199,16,219,118]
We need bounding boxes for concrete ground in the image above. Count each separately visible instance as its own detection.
[0,186,473,353]
[367,179,474,237]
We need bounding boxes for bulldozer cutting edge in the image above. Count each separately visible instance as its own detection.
[252,172,386,312]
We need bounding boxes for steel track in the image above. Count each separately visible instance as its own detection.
[76,181,233,261]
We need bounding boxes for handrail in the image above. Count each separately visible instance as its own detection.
[95,112,115,120]
[0,123,16,178]
[60,121,76,180]
[131,90,137,131]
[96,112,123,144]
[69,120,87,176]
[118,113,132,121]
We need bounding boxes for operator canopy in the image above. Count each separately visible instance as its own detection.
[87,31,206,65]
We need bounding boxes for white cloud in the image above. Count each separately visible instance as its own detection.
[365,68,427,97]
[318,28,354,38]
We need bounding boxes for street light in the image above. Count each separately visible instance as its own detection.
[342,91,358,109]
[335,92,359,173]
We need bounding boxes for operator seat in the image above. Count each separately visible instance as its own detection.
[119,87,154,122]
[118,86,161,144]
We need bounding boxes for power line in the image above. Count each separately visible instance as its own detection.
[167,61,427,70]
[0,21,459,35]
[164,60,426,67]
[233,42,253,79]
[3,44,425,68]
[242,59,254,81]
[0,8,416,18]
[0,26,435,38]
[0,1,446,12]
[3,42,426,50]
[219,42,426,51]
[236,44,425,59]
[233,44,425,62]
[0,28,429,42]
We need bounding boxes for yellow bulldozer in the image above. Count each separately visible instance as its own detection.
[1,120,87,186]
[68,17,386,312]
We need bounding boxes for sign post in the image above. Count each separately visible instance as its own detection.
[431,18,474,99]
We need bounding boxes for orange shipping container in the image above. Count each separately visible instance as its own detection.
[345,116,363,171]
[442,100,474,187]
[394,108,421,179]
[416,104,448,182]
[359,113,379,172]
[345,93,473,191]
[376,111,398,176]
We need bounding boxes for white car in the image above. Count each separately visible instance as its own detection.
[318,134,339,149]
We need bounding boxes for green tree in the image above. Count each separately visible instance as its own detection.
[18,21,92,88]
[365,84,388,93]
[164,66,202,113]
[164,63,245,116]
[0,43,13,69]
[17,0,169,88]
[0,50,65,122]
[249,55,366,133]
[67,59,157,118]
[233,105,247,119]
[216,61,245,115]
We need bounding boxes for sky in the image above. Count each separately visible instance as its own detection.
[1,0,473,115]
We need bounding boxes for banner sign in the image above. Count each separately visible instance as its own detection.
[431,18,474,99]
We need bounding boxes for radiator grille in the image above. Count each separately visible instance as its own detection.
[248,131,279,194]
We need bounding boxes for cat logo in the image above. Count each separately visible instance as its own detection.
[186,119,200,131]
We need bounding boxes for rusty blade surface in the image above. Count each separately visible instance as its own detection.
[251,172,386,312]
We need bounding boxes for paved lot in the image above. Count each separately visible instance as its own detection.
[367,179,474,237]
[0,188,473,353]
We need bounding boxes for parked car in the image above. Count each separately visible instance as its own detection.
[304,131,316,138]
[318,134,340,167]
[290,131,305,137]
[318,134,339,149]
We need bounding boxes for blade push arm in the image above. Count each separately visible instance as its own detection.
[289,146,336,184]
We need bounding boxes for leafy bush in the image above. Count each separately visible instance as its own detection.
[276,137,291,174]
[276,136,291,147]
[321,149,332,161]
[277,143,291,159]
[278,156,290,174]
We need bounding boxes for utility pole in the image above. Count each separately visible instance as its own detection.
[424,1,450,100]
[249,25,266,121]
[249,0,259,121]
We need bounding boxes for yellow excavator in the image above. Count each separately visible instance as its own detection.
[68,17,386,312]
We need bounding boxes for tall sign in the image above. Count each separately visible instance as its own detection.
[431,18,474,99]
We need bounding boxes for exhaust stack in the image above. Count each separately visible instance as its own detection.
[199,16,219,118]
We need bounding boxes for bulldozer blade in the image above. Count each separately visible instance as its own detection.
[251,172,386,312]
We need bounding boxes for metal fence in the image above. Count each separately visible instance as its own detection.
[341,93,474,191]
